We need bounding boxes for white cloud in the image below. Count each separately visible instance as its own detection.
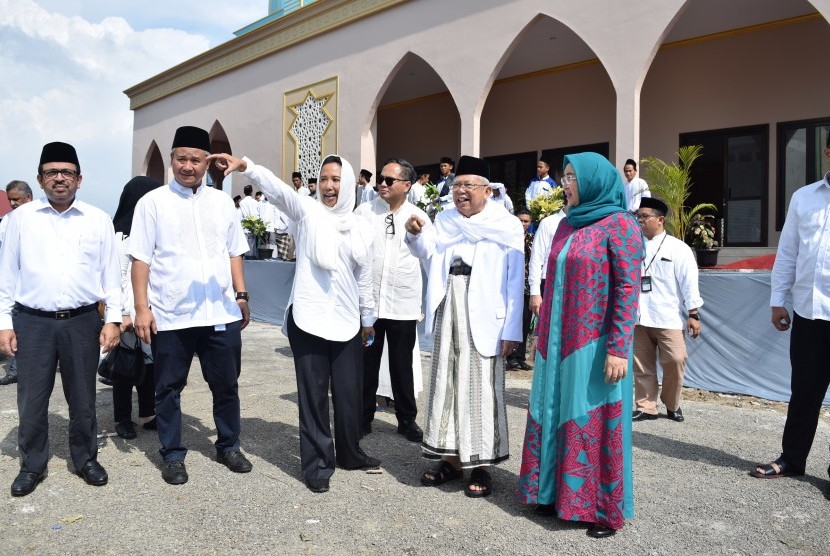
[0,0,261,214]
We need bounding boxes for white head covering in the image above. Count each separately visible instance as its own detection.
[305,155,370,270]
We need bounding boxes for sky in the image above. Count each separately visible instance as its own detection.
[0,0,265,215]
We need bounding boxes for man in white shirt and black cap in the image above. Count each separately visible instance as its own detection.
[622,158,651,212]
[751,135,830,493]
[130,125,253,485]
[631,196,702,423]
[354,157,429,443]
[0,141,121,496]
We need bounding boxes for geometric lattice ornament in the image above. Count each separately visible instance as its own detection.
[282,77,338,185]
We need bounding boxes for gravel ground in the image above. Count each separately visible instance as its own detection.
[0,321,828,555]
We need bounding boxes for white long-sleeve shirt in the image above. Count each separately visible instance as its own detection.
[625,176,651,211]
[0,198,122,328]
[637,231,703,330]
[771,175,830,320]
[239,195,259,219]
[241,158,376,341]
[528,211,565,295]
[129,181,248,331]
[354,198,428,321]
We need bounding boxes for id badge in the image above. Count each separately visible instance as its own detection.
[641,276,652,293]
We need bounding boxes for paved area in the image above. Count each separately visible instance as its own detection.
[0,321,828,555]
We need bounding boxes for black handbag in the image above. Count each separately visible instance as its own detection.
[99,331,147,386]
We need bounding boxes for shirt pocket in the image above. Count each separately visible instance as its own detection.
[78,234,101,266]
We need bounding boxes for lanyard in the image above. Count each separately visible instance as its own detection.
[642,234,667,276]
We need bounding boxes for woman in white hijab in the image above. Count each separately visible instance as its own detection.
[210,152,380,494]
[489,182,514,213]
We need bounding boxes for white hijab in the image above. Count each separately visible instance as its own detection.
[305,155,371,270]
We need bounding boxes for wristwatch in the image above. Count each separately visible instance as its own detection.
[235,291,250,302]
[688,313,700,321]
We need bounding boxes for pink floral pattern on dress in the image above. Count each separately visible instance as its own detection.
[537,213,642,360]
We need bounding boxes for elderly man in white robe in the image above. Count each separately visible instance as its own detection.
[404,155,524,499]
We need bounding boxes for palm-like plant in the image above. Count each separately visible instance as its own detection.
[642,145,717,245]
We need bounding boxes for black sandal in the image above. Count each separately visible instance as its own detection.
[464,467,492,498]
[749,458,804,479]
[421,460,463,486]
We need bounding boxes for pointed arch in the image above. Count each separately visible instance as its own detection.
[208,120,232,191]
[142,141,165,184]
[367,51,461,171]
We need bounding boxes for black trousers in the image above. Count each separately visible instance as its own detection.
[113,363,156,423]
[286,307,368,481]
[780,313,830,475]
[151,321,242,462]
[510,294,533,363]
[362,318,417,425]
[14,309,101,473]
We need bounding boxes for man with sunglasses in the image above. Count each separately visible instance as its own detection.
[631,197,702,423]
[0,142,122,496]
[354,158,429,443]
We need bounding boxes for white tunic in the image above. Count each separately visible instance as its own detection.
[129,181,248,331]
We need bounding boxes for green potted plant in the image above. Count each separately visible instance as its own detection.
[527,187,566,223]
[687,213,719,267]
[415,182,443,221]
[642,145,718,267]
[240,215,271,260]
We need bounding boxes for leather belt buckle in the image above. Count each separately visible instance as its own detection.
[56,311,71,320]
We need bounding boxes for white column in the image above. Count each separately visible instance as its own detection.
[615,86,641,169]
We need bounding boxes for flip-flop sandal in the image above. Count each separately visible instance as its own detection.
[749,459,804,479]
[421,460,463,486]
[464,467,492,498]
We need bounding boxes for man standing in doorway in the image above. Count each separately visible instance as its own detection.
[525,158,556,205]
[623,159,651,211]
[130,126,253,485]
[355,157,429,443]
[0,142,121,496]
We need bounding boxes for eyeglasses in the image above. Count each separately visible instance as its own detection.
[560,173,577,185]
[41,168,79,180]
[380,175,409,187]
[385,213,395,235]
[636,213,660,222]
[451,182,486,190]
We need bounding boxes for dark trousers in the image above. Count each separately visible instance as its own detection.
[14,309,102,473]
[780,313,830,475]
[286,307,368,481]
[151,321,242,462]
[362,318,417,425]
[113,363,156,423]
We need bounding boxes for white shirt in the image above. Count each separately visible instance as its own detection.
[0,215,8,245]
[637,231,703,330]
[129,181,248,331]
[241,158,375,341]
[354,198,428,320]
[362,186,378,204]
[528,211,566,295]
[0,198,122,328]
[239,195,259,219]
[771,175,830,320]
[489,190,514,214]
[625,176,651,211]
[407,182,426,206]
[258,199,287,233]
[297,186,311,197]
[525,177,554,204]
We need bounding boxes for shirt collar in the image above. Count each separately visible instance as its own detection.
[823,171,830,188]
[34,197,85,215]
[170,179,203,198]
[646,230,667,243]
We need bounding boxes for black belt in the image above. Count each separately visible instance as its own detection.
[449,263,472,276]
[15,303,98,320]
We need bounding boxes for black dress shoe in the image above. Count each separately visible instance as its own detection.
[78,460,108,486]
[217,450,253,473]
[115,421,137,439]
[632,411,658,421]
[161,460,188,485]
[0,372,18,385]
[11,470,47,497]
[342,456,382,471]
[517,362,534,371]
[534,503,556,516]
[305,478,330,493]
[142,418,157,430]
[666,408,685,422]
[397,420,423,443]
[587,523,616,538]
